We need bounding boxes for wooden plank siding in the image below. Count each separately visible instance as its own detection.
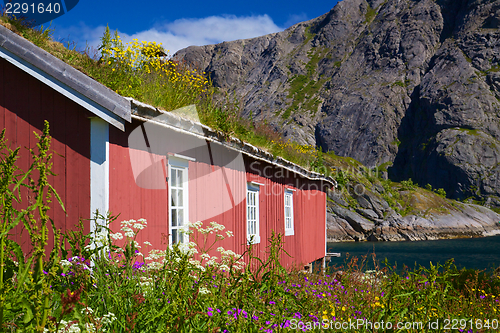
[108,120,169,249]
[0,58,92,252]
[109,118,327,269]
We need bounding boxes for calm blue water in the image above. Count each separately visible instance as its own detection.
[327,235,500,272]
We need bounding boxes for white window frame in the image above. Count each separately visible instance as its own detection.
[284,189,294,236]
[168,156,190,246]
[246,183,261,244]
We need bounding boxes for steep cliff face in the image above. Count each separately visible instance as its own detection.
[174,0,500,204]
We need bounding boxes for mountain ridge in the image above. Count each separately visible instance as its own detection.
[174,0,500,207]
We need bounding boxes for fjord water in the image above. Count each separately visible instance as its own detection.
[327,235,500,272]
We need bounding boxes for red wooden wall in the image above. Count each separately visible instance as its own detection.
[0,58,92,253]
[109,118,327,268]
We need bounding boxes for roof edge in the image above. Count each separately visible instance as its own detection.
[0,25,131,124]
[127,98,337,188]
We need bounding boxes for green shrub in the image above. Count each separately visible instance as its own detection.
[401,178,417,191]
[436,188,447,198]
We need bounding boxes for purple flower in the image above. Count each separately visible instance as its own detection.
[207,311,213,317]
[269,301,276,305]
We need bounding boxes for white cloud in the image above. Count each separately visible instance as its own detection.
[53,14,283,56]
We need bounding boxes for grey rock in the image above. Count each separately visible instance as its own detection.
[330,204,374,234]
[356,208,380,221]
[373,184,385,194]
[328,190,349,207]
[327,215,365,242]
[355,195,373,210]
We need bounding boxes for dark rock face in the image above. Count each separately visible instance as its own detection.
[174,0,500,204]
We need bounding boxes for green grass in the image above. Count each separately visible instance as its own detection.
[283,47,329,119]
[364,4,377,24]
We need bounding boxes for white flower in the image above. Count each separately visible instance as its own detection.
[120,220,132,226]
[180,225,193,235]
[101,312,117,325]
[133,223,145,230]
[81,306,94,315]
[178,242,197,256]
[226,231,234,237]
[124,230,135,238]
[110,232,123,240]
[85,323,96,333]
[143,241,152,246]
[60,259,72,268]
[199,287,210,295]
[188,221,203,229]
[147,261,163,270]
[58,320,81,333]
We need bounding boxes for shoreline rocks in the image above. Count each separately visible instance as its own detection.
[327,201,500,242]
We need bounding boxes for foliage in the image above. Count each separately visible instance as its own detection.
[333,169,349,191]
[0,121,65,332]
[435,188,447,198]
[364,4,378,24]
[400,178,417,192]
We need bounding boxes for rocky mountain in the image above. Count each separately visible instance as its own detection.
[174,0,500,208]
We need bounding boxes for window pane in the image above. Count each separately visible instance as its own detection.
[172,229,178,244]
[178,189,183,206]
[177,209,184,226]
[172,209,177,227]
[171,189,177,206]
[171,169,177,187]
[176,169,183,187]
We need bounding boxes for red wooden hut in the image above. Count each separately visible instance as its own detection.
[0,25,335,268]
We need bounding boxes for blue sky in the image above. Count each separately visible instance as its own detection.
[49,0,340,55]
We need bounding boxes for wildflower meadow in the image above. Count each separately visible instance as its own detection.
[0,122,499,333]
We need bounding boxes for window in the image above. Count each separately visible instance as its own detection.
[168,157,189,245]
[246,183,261,244]
[284,189,294,236]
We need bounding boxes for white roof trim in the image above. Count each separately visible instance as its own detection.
[0,45,126,131]
[131,112,336,187]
